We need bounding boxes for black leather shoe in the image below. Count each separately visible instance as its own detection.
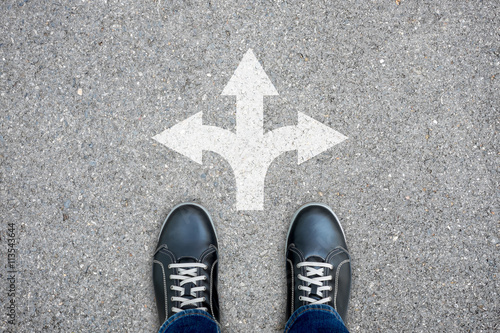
[286,203,352,322]
[153,203,220,325]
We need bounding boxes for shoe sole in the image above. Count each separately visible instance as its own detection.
[285,202,347,254]
[158,202,218,244]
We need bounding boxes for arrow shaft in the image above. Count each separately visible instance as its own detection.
[236,95,264,138]
[199,125,236,157]
[231,153,275,210]
[234,166,267,210]
[264,125,298,155]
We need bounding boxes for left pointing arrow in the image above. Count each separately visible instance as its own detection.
[152,112,235,164]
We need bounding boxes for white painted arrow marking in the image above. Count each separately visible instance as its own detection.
[222,49,278,138]
[153,49,347,210]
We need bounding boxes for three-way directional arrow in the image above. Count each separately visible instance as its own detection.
[153,49,347,210]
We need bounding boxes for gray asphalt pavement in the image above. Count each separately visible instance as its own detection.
[1,0,499,332]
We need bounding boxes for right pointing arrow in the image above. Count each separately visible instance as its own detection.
[264,112,347,164]
[295,112,348,164]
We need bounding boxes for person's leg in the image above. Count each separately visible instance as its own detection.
[284,304,349,333]
[157,309,219,333]
[285,203,352,333]
[153,203,221,333]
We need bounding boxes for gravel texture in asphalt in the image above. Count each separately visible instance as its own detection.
[0,0,498,332]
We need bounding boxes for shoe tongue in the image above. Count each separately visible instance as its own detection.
[305,255,325,263]
[304,256,327,301]
[177,256,198,264]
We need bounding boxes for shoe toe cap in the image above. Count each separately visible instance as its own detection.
[287,204,347,259]
[157,204,218,259]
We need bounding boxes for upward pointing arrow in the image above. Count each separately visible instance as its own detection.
[153,49,347,210]
[222,49,278,138]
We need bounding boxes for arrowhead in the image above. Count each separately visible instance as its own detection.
[152,112,204,164]
[222,49,278,97]
[297,112,347,164]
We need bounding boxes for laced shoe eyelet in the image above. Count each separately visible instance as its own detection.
[170,285,174,290]
[170,297,174,301]
[299,296,304,301]
[203,287,207,291]
[329,286,333,291]
[168,264,172,269]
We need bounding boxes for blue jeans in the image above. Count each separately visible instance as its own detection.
[158,305,349,333]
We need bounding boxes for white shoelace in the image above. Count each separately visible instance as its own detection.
[168,262,208,313]
[297,261,333,305]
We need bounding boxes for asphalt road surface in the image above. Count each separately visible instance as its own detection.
[1,0,498,332]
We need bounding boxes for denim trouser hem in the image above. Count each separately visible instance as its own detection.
[157,305,348,333]
[284,304,349,333]
[158,309,220,333]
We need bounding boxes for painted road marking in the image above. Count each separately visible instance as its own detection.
[153,49,347,210]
